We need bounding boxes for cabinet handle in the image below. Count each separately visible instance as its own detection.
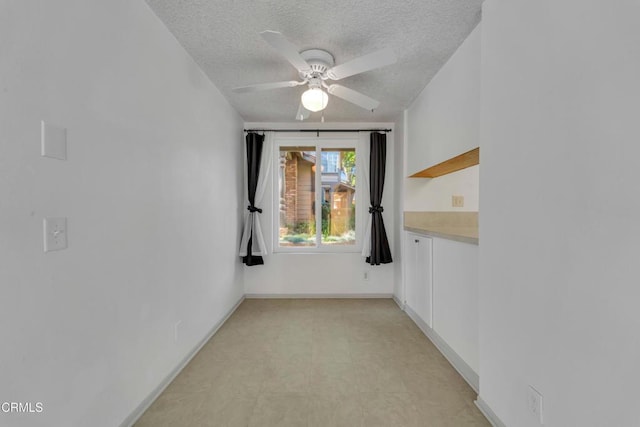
[414,239,419,243]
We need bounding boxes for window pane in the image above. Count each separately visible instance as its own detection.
[278,147,316,247]
[320,148,356,246]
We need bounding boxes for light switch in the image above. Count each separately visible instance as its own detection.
[43,217,67,252]
[41,121,67,160]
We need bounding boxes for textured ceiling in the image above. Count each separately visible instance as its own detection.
[144,0,482,122]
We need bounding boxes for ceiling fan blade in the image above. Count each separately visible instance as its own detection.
[260,31,311,72]
[232,80,303,93]
[296,103,311,121]
[327,84,380,111]
[327,47,396,80]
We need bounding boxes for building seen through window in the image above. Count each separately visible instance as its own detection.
[278,145,356,248]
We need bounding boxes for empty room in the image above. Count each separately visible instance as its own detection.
[2,1,639,426]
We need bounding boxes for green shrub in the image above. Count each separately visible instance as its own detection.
[321,202,331,237]
[293,221,314,235]
[348,204,356,231]
[283,235,307,244]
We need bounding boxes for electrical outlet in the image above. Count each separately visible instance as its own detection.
[527,385,544,424]
[43,217,67,252]
[452,195,464,207]
[363,271,369,281]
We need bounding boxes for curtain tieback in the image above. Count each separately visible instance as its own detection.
[247,205,263,214]
[369,205,384,214]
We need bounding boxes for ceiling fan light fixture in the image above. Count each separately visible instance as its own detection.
[301,88,328,112]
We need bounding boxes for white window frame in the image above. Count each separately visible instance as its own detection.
[273,135,363,253]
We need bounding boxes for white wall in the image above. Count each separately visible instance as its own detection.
[0,1,244,426]
[406,23,481,177]
[392,113,406,301]
[405,165,479,211]
[243,122,395,296]
[404,24,481,211]
[479,1,640,426]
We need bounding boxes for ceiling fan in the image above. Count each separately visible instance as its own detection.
[232,31,397,120]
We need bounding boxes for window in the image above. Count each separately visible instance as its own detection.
[275,139,358,252]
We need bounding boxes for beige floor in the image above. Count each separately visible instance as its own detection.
[135,299,489,427]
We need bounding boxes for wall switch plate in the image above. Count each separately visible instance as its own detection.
[41,121,67,160]
[452,195,464,207]
[43,217,67,252]
[363,271,370,281]
[527,385,544,424]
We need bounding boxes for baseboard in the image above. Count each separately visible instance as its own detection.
[120,294,245,427]
[245,293,393,299]
[404,304,479,393]
[475,397,506,427]
[392,294,405,310]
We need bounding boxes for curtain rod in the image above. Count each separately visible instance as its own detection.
[244,128,392,133]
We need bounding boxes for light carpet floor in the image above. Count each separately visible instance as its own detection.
[134,298,490,427]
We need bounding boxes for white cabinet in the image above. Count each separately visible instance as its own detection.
[432,238,479,373]
[406,24,481,176]
[402,231,479,383]
[404,232,433,327]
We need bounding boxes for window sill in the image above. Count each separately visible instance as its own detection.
[272,247,362,255]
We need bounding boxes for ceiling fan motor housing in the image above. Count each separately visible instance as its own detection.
[299,49,335,79]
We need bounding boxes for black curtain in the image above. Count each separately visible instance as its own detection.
[366,132,392,265]
[242,132,264,266]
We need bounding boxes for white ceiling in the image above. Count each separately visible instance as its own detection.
[144,0,483,123]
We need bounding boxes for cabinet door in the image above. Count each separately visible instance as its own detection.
[415,235,433,327]
[404,233,433,328]
[432,238,478,372]
[404,233,419,313]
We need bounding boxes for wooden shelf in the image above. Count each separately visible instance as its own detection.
[409,147,479,178]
